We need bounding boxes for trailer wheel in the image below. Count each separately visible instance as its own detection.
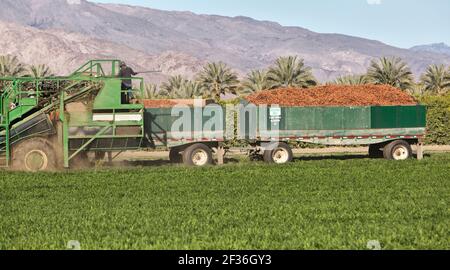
[169,148,182,163]
[369,144,384,158]
[12,138,57,172]
[383,140,412,160]
[263,142,293,164]
[182,144,213,167]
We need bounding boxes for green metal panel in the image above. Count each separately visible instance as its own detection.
[20,98,37,106]
[145,106,226,147]
[93,79,122,109]
[312,108,325,130]
[92,78,144,110]
[343,107,371,129]
[371,106,397,128]
[145,108,173,140]
[398,106,427,128]
[371,106,427,129]
[284,108,315,130]
[268,106,371,131]
[8,105,35,122]
[274,127,426,138]
[254,105,426,145]
[322,107,343,130]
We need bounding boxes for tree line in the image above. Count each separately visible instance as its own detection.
[146,56,450,100]
[0,55,54,78]
[1,54,449,100]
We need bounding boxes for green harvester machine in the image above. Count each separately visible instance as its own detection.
[0,60,427,172]
[0,60,146,171]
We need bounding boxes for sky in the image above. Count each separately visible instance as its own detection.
[93,0,450,48]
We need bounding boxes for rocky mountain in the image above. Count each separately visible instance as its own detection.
[410,43,450,56]
[0,22,204,83]
[0,0,449,82]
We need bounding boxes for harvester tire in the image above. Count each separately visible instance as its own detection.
[169,148,183,163]
[383,140,412,160]
[182,144,213,167]
[12,137,57,172]
[263,142,293,164]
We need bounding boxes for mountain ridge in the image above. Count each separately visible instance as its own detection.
[411,43,450,56]
[0,0,449,81]
[0,21,205,83]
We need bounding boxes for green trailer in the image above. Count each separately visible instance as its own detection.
[0,59,427,171]
[236,105,426,163]
[142,103,426,165]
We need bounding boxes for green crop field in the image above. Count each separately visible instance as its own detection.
[0,153,449,250]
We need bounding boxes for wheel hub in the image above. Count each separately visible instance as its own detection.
[24,150,48,172]
[272,148,289,164]
[192,150,208,166]
[393,146,409,160]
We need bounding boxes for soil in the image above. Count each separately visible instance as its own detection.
[246,85,418,106]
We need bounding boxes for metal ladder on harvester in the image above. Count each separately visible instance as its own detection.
[0,79,99,168]
[0,122,10,168]
[0,83,13,168]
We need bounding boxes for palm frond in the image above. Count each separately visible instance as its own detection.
[197,62,239,100]
[239,70,269,95]
[367,57,414,91]
[420,64,450,95]
[0,55,26,77]
[330,74,369,85]
[266,56,317,89]
[28,64,54,78]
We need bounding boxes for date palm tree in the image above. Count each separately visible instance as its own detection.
[332,74,369,85]
[28,64,54,78]
[366,57,414,91]
[409,82,425,96]
[142,84,168,99]
[420,64,450,95]
[197,62,239,101]
[161,75,186,94]
[240,70,269,94]
[0,55,26,77]
[266,56,317,89]
[161,75,204,99]
[176,81,204,99]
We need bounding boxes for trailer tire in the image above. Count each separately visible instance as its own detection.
[12,137,57,172]
[383,140,412,160]
[182,144,213,167]
[169,148,183,163]
[263,142,293,164]
[369,144,384,158]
